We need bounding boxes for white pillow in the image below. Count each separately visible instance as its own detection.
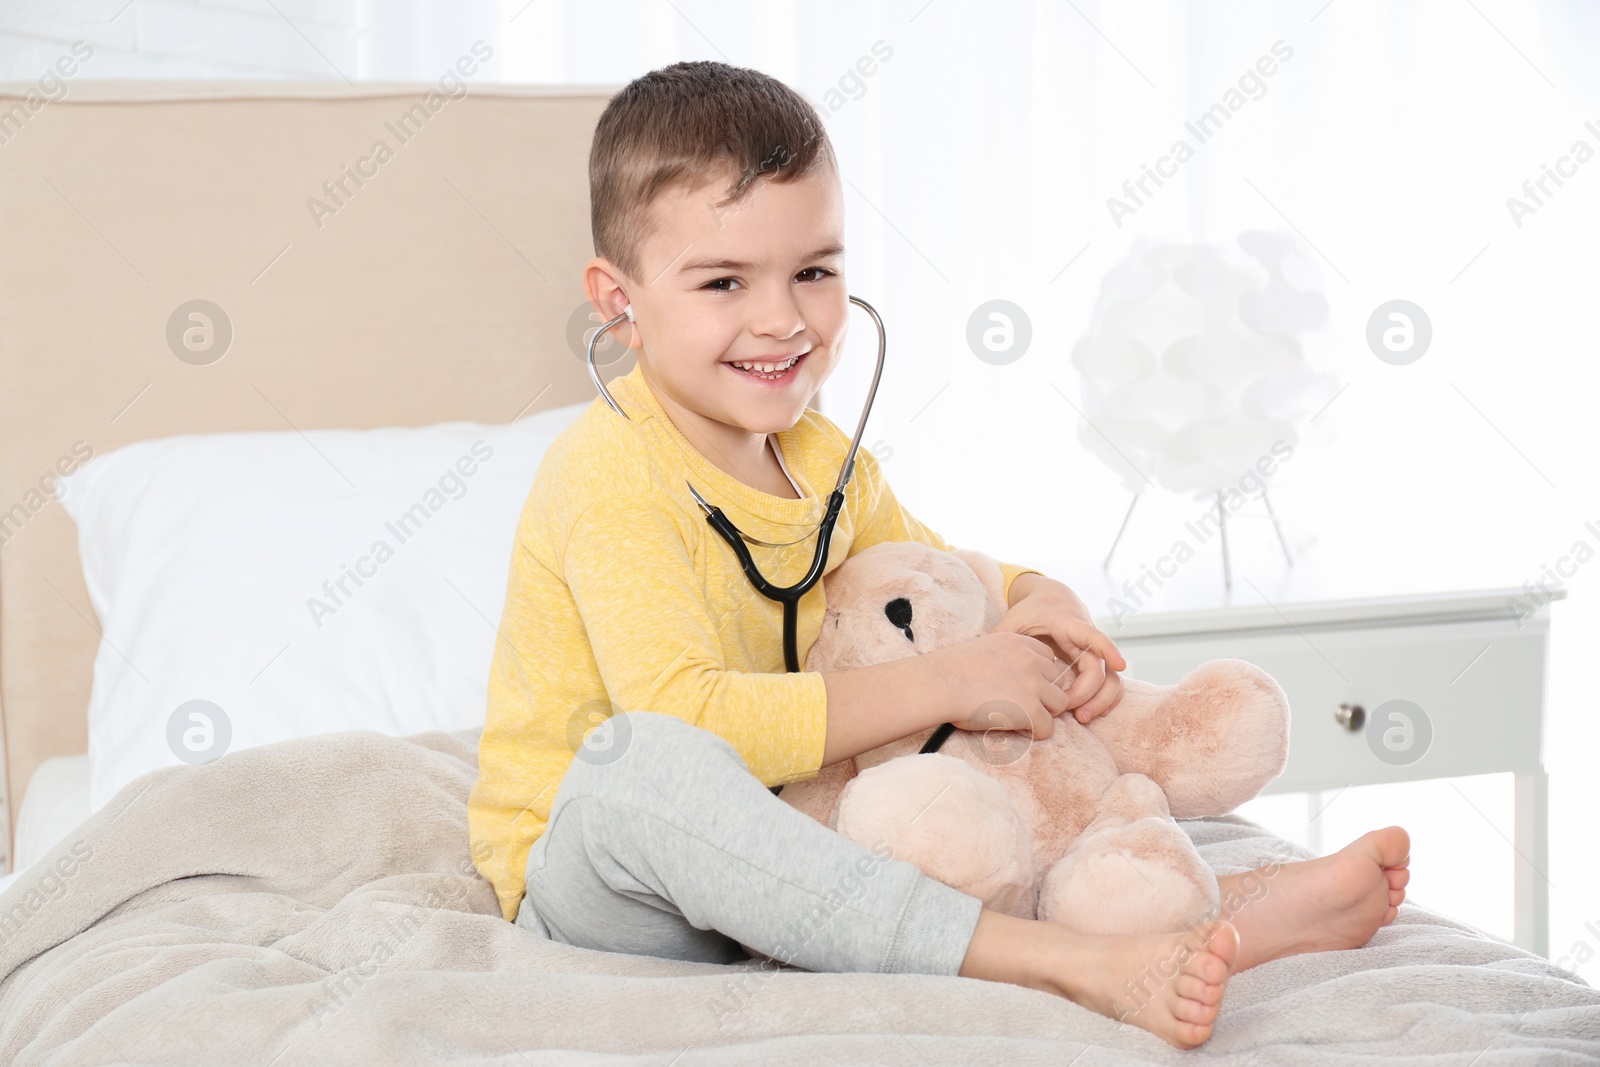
[58,405,589,813]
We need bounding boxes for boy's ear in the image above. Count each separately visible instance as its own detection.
[583,258,642,350]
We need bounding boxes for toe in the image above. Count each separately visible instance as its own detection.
[1206,920,1241,974]
[1172,994,1218,1025]
[1389,872,1408,906]
[1191,952,1226,984]
[1360,826,1410,869]
[1174,1019,1214,1049]
[1176,973,1222,1006]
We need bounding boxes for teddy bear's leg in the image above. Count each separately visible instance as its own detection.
[1037,773,1220,936]
[833,753,1038,919]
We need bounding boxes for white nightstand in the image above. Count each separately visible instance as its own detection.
[1064,563,1563,957]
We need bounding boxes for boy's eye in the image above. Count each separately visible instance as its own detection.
[701,268,835,292]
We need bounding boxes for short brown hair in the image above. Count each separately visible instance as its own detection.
[589,60,837,283]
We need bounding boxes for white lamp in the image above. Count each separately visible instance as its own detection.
[1071,230,1338,588]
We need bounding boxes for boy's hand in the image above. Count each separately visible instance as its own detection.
[936,632,1070,738]
[991,576,1126,724]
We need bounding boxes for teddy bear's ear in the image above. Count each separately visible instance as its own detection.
[950,548,1007,618]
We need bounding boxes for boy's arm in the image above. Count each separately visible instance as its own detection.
[849,449,1118,652]
[847,446,1047,608]
[1006,569,1096,620]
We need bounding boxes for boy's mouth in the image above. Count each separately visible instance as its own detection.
[724,351,808,386]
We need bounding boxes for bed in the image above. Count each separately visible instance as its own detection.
[0,81,1596,1065]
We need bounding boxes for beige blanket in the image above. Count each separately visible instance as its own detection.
[1,728,1597,1065]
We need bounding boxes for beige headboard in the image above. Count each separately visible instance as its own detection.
[0,81,623,870]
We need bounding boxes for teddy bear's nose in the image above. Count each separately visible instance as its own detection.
[884,597,915,642]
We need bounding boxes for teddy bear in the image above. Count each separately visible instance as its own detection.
[778,541,1290,936]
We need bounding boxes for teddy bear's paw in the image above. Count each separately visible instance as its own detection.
[1037,815,1221,935]
[835,753,1038,917]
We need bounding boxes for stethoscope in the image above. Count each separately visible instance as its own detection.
[586,295,958,778]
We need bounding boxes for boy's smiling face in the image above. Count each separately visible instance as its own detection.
[588,161,849,449]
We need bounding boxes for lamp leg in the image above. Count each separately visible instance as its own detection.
[1263,486,1295,567]
[1217,490,1232,590]
[1103,492,1141,572]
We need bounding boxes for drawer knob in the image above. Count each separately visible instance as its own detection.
[1335,703,1366,732]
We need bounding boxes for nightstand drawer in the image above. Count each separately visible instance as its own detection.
[1112,617,1549,793]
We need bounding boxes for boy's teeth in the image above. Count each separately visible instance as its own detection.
[732,356,798,373]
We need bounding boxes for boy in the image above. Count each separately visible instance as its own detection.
[469,60,1410,1050]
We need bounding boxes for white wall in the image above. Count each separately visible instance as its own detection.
[0,1,501,80]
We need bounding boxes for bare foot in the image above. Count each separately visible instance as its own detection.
[960,910,1240,1049]
[1218,825,1411,971]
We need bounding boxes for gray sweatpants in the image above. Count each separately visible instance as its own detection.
[514,710,985,975]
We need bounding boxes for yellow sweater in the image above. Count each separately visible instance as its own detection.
[468,363,1042,922]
